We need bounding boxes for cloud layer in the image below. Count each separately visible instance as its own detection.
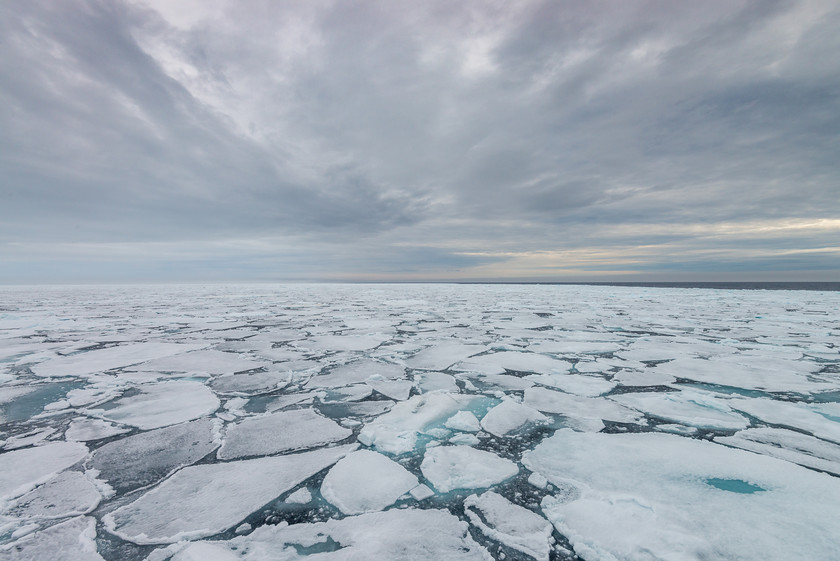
[2,0,838,281]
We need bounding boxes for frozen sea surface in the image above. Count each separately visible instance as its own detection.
[1,283,839,560]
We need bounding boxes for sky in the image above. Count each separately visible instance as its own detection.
[1,0,839,283]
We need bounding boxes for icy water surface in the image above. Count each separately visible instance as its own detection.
[1,283,839,560]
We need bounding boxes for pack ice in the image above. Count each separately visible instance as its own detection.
[1,283,838,561]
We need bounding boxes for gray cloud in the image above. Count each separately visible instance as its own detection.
[1,0,838,281]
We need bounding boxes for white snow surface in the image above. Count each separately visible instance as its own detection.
[421,445,518,493]
[86,381,219,430]
[320,449,418,514]
[218,408,351,459]
[171,508,491,561]
[524,429,840,561]
[0,442,88,501]
[480,399,549,437]
[465,491,553,561]
[358,392,479,455]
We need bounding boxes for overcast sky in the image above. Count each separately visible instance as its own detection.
[1,0,838,283]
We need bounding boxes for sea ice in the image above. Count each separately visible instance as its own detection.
[445,410,481,432]
[524,429,840,561]
[523,386,642,426]
[415,371,459,393]
[320,449,419,514]
[0,442,88,501]
[217,408,351,460]
[86,381,219,430]
[464,491,553,561]
[30,343,203,378]
[716,427,840,476]
[525,373,615,397]
[284,487,312,504]
[421,445,518,493]
[169,508,490,561]
[729,397,840,443]
[365,377,413,400]
[104,444,357,544]
[454,351,572,376]
[1,516,104,561]
[405,343,486,370]
[358,392,479,455]
[128,349,265,377]
[612,390,750,430]
[5,470,100,519]
[479,399,549,437]
[90,418,217,493]
[209,371,290,395]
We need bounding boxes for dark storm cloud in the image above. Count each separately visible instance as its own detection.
[1,0,838,281]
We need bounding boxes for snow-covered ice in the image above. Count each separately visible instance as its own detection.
[465,491,553,561]
[524,429,840,561]
[421,445,518,493]
[320,449,419,514]
[217,408,351,460]
[2,282,839,560]
[0,442,88,501]
[480,398,549,437]
[104,444,357,544]
[86,381,219,430]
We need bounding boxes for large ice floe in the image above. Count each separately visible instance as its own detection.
[1,283,839,560]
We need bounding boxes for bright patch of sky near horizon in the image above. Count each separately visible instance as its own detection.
[1,0,838,282]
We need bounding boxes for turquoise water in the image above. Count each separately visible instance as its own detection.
[706,478,765,494]
[0,381,83,422]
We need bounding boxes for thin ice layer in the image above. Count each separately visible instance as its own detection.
[217,408,351,460]
[320,450,419,514]
[421,445,518,493]
[104,444,357,544]
[464,491,553,561]
[524,430,840,561]
[91,418,217,493]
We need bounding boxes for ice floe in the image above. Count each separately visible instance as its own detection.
[217,408,351,460]
[358,392,479,455]
[320,449,419,514]
[464,491,553,561]
[524,429,840,561]
[90,418,217,493]
[104,444,357,544]
[0,442,88,501]
[86,381,219,430]
[479,399,549,437]
[1,516,104,561]
[421,445,518,493]
[167,508,490,560]
[5,470,100,519]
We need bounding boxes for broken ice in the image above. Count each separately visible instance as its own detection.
[1,283,839,561]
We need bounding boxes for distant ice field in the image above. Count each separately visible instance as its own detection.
[0,283,839,561]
